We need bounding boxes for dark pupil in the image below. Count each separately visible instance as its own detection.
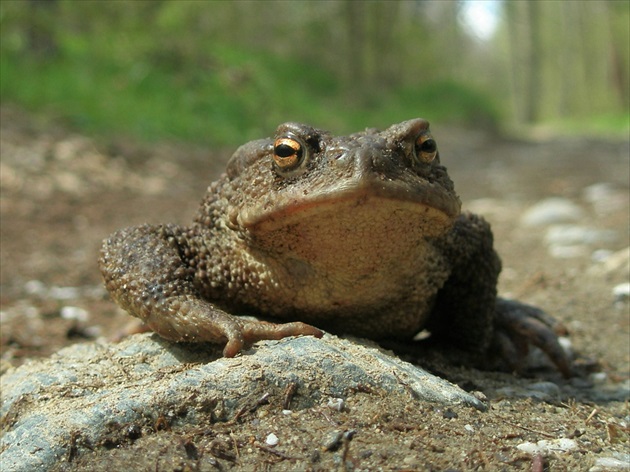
[275,143,300,158]
[419,138,436,153]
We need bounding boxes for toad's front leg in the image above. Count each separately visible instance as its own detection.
[98,224,322,357]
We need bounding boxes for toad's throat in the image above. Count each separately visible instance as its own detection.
[234,192,456,317]
[235,192,456,289]
[237,179,460,234]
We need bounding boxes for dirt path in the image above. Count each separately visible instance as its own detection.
[1,106,628,470]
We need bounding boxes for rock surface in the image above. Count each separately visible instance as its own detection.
[0,333,484,472]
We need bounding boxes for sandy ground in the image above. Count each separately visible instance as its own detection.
[1,106,628,471]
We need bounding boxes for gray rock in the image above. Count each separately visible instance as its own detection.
[527,381,562,399]
[583,182,629,215]
[544,225,617,247]
[0,333,485,472]
[542,224,617,259]
[590,453,630,471]
[547,244,588,259]
[520,198,584,227]
[495,385,558,402]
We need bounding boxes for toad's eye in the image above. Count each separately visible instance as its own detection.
[273,137,307,173]
[414,133,437,163]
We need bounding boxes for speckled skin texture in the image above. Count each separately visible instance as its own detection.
[99,119,570,375]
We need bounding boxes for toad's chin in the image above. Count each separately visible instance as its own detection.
[236,177,461,235]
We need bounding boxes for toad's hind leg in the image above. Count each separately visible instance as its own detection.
[493,298,571,377]
[429,213,572,376]
[98,224,322,357]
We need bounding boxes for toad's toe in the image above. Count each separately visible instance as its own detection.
[493,299,572,378]
[240,320,324,345]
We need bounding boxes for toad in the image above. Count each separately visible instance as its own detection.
[99,119,571,376]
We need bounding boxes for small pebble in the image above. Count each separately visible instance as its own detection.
[612,283,630,302]
[517,438,577,456]
[24,280,47,296]
[442,408,458,419]
[265,433,279,446]
[591,249,613,262]
[558,336,573,353]
[464,424,475,433]
[583,182,629,214]
[60,306,89,322]
[472,391,488,402]
[327,398,344,411]
[402,455,420,466]
[590,455,630,471]
[589,372,608,384]
[49,286,81,300]
[322,431,343,451]
[82,325,102,338]
[588,247,630,277]
[583,183,617,203]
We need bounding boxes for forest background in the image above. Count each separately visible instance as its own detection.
[1,0,628,146]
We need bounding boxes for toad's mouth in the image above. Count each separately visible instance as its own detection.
[236,178,461,235]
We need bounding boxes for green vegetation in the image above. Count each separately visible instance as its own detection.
[541,114,630,138]
[0,42,344,145]
[0,1,627,146]
[0,41,497,146]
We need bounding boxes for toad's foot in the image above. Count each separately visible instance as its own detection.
[493,298,572,378]
[234,319,324,357]
[143,297,323,357]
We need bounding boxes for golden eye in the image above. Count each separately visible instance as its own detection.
[273,137,305,171]
[414,133,437,163]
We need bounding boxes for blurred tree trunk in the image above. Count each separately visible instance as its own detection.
[341,0,406,100]
[505,1,528,123]
[343,0,367,96]
[608,1,630,109]
[506,0,626,125]
[524,0,542,123]
[27,0,58,58]
[369,1,402,89]
[506,1,545,123]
